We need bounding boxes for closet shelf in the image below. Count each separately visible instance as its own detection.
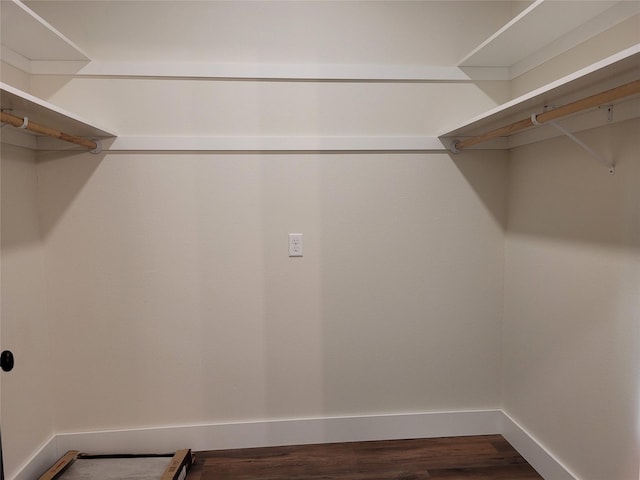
[459,0,640,79]
[440,45,640,151]
[1,82,116,151]
[0,0,89,70]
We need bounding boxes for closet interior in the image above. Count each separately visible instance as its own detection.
[1,1,638,479]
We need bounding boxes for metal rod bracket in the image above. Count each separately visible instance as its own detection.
[548,120,614,175]
[89,139,102,154]
[599,104,614,122]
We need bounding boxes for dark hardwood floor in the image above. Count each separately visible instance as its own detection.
[187,434,543,479]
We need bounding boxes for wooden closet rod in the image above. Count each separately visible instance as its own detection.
[1,111,100,152]
[452,79,640,151]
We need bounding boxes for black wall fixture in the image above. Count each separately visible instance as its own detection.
[0,350,12,479]
[0,351,13,373]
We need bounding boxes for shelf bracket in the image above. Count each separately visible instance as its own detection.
[547,120,615,175]
[599,104,614,122]
[89,139,103,154]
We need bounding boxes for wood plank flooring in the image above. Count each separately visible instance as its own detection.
[187,435,543,479]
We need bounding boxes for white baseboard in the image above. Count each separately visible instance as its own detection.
[10,409,577,480]
[500,410,578,480]
[9,435,58,480]
[54,410,502,454]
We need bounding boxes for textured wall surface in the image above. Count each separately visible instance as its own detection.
[503,119,640,480]
[1,145,54,479]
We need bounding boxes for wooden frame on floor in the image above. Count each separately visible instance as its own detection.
[38,449,192,480]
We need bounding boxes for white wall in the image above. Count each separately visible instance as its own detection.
[30,77,510,139]
[2,2,638,479]
[19,0,514,437]
[503,118,640,480]
[35,149,507,432]
[1,2,516,475]
[0,144,54,479]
